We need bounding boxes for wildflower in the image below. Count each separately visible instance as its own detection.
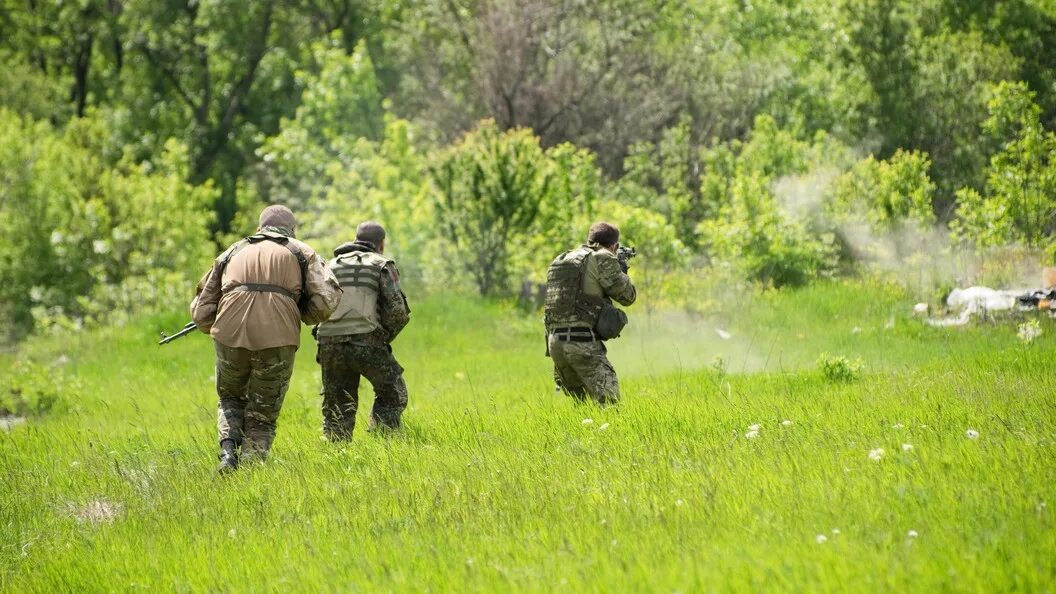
[1017,320,1042,344]
[747,424,761,431]
[892,423,904,429]
[907,530,918,538]
[745,430,759,439]
[676,499,684,507]
[831,528,841,535]
[582,418,594,425]
[815,534,827,544]
[965,429,979,439]
[598,423,610,431]
[454,372,466,380]
[228,528,237,539]
[901,443,913,452]
[868,448,884,461]
[781,420,793,426]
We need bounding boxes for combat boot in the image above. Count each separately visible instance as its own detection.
[216,440,238,474]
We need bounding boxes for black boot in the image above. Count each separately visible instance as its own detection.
[216,439,239,474]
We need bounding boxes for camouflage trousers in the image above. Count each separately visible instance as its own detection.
[548,337,620,405]
[214,341,297,462]
[317,340,408,441]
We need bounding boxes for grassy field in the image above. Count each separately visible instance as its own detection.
[1,281,1054,592]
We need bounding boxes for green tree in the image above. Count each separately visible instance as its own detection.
[952,81,1056,247]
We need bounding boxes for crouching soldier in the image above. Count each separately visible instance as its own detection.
[192,205,341,473]
[316,221,411,440]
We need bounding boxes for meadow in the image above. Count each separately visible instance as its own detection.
[1,281,1054,592]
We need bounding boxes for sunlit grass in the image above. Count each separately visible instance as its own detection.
[1,281,1054,591]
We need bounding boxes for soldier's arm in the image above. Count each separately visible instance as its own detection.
[378,262,411,341]
[596,252,637,306]
[190,259,224,333]
[300,252,343,325]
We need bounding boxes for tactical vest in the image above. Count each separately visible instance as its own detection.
[544,247,608,330]
[219,233,309,312]
[317,250,392,337]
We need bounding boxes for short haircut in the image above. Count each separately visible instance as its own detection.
[356,220,387,245]
[259,204,297,230]
[587,221,620,247]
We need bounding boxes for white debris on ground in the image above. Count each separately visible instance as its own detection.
[925,286,1028,327]
[0,416,26,431]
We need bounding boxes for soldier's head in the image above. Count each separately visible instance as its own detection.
[258,204,297,236]
[588,221,620,252]
[356,221,387,253]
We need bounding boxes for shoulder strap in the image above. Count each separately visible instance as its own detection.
[219,235,310,310]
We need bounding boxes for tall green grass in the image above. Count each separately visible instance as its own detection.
[1,281,1053,592]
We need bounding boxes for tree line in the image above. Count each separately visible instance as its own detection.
[2,0,1055,339]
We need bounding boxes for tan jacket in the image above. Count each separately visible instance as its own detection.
[546,244,637,329]
[191,232,342,350]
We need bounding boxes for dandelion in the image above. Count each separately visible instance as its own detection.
[747,424,761,431]
[868,448,884,461]
[781,420,793,426]
[582,418,594,425]
[676,499,684,507]
[228,528,237,539]
[901,443,913,452]
[965,429,979,440]
[745,430,760,439]
[598,423,610,431]
[815,534,828,544]
[907,530,918,538]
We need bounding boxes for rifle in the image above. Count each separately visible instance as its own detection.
[159,321,198,345]
[616,245,637,272]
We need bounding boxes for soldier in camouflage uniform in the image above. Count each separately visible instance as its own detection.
[545,222,637,405]
[316,221,411,440]
[192,205,341,473]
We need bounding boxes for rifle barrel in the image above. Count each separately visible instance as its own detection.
[159,321,198,345]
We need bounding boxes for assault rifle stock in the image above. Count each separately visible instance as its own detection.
[159,321,197,345]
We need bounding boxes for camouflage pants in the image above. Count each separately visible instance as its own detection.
[548,337,620,405]
[317,340,408,441]
[214,341,297,462]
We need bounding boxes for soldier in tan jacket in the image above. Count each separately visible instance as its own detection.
[192,205,341,473]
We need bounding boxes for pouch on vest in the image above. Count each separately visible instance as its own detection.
[594,303,628,340]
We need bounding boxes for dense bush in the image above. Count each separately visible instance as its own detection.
[0,110,215,339]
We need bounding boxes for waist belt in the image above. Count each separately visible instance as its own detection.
[226,283,298,301]
[549,327,597,342]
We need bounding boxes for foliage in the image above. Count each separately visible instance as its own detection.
[951,81,1056,247]
[831,150,937,231]
[817,352,865,383]
[696,116,840,288]
[431,121,596,296]
[0,359,77,416]
[0,109,215,339]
